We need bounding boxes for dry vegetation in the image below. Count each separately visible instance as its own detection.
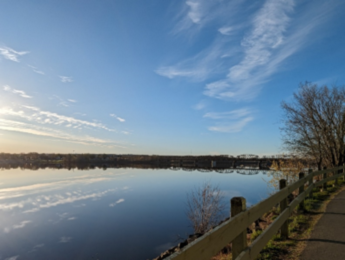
[210,176,345,260]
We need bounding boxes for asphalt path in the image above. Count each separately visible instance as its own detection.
[300,188,345,260]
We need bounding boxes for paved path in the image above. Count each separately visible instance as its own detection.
[300,189,345,260]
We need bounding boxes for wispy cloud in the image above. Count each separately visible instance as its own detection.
[4,220,32,233]
[205,0,296,100]
[0,103,130,147]
[0,118,124,148]
[4,256,19,260]
[33,244,45,249]
[109,198,125,207]
[28,65,44,75]
[3,85,32,98]
[186,1,202,23]
[205,108,253,133]
[28,244,45,254]
[13,220,32,229]
[172,0,243,34]
[163,0,338,103]
[0,46,28,62]
[193,100,206,110]
[218,26,233,36]
[203,0,338,101]
[156,38,227,81]
[52,95,74,107]
[110,114,125,122]
[208,116,253,133]
[60,76,73,83]
[0,105,115,132]
[203,108,250,120]
[59,236,72,243]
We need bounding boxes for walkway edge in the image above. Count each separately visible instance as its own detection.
[294,184,345,259]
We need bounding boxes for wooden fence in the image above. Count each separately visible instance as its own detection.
[164,165,345,260]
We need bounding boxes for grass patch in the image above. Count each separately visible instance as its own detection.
[252,179,345,260]
[212,179,345,260]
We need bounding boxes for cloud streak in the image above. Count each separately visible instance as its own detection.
[205,108,253,133]
[208,116,253,133]
[3,85,32,98]
[0,102,130,147]
[60,76,73,83]
[0,105,115,132]
[218,26,233,35]
[0,46,28,62]
[156,38,227,81]
[203,108,251,120]
[59,236,72,243]
[4,220,32,233]
[205,0,296,100]
[172,0,243,34]
[193,100,206,110]
[109,198,125,207]
[162,0,336,103]
[110,114,125,122]
[0,118,125,148]
[28,65,44,75]
[4,256,19,260]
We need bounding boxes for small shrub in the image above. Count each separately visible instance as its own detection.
[251,230,262,241]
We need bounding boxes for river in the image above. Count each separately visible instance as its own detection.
[0,167,274,260]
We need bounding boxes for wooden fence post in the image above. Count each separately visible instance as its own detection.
[334,168,339,187]
[279,179,288,239]
[231,197,247,259]
[308,169,313,198]
[298,172,305,212]
[323,166,327,192]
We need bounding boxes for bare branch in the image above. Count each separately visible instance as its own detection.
[281,82,345,169]
[186,182,225,234]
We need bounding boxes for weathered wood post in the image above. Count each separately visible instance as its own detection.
[298,172,305,212]
[279,179,288,239]
[343,163,345,182]
[334,168,339,187]
[231,197,247,259]
[308,169,313,198]
[323,166,327,192]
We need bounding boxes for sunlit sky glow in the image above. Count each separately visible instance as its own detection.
[0,0,344,155]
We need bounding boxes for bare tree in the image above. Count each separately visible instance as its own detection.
[186,182,225,234]
[281,82,345,169]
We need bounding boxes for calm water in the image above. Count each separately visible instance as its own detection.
[0,168,274,260]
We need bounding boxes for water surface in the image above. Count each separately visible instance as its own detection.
[0,168,274,260]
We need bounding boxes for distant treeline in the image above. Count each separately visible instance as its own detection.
[0,152,298,162]
[0,153,288,170]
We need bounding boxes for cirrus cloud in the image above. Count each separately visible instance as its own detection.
[3,85,32,98]
[60,76,73,83]
[110,114,125,122]
[0,46,28,62]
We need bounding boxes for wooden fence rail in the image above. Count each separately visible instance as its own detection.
[164,165,345,260]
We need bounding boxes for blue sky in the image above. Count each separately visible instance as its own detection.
[0,0,344,155]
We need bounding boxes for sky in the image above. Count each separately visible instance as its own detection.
[0,0,344,155]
